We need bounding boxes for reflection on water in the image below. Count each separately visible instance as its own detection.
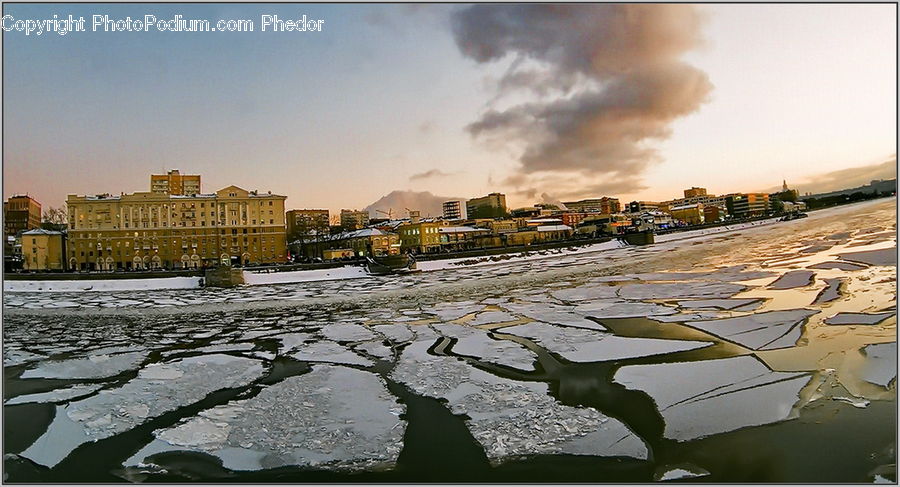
[3,198,896,482]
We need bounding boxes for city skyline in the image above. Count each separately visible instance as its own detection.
[3,3,896,215]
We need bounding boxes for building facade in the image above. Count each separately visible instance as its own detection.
[683,187,708,198]
[321,228,399,257]
[466,193,508,219]
[397,220,446,253]
[21,229,66,271]
[670,203,705,225]
[340,209,370,231]
[4,195,42,254]
[627,201,661,213]
[286,209,330,242]
[562,197,621,214]
[726,193,770,218]
[66,185,286,271]
[150,169,201,195]
[442,200,464,220]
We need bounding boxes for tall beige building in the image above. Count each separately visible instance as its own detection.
[151,169,202,195]
[66,184,286,271]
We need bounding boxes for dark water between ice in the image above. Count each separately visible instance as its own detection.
[3,199,896,483]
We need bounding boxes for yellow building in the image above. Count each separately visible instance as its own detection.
[670,203,705,225]
[66,185,286,271]
[321,228,400,257]
[150,169,201,195]
[21,229,65,271]
[397,220,446,254]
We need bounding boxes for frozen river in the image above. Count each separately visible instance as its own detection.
[3,198,896,482]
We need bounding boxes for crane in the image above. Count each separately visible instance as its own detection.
[375,208,394,220]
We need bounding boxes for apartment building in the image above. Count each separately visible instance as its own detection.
[66,184,286,271]
[286,209,330,242]
[562,197,621,214]
[4,195,42,256]
[150,169,201,195]
[466,193,508,219]
[442,200,464,220]
[340,209,370,231]
[21,229,66,271]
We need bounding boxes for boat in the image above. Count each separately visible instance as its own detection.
[365,253,417,275]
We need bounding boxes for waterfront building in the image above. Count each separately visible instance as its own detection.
[670,203,706,225]
[340,209,370,231]
[627,201,661,213]
[661,194,728,214]
[442,200,464,220]
[438,226,491,251]
[321,228,399,257]
[150,169,201,195]
[725,193,770,218]
[562,197,621,214]
[397,220,446,253]
[703,205,723,223]
[559,212,590,228]
[466,193,508,219]
[66,184,286,271]
[4,195,42,252]
[21,229,66,271]
[684,187,708,198]
[576,213,631,235]
[286,209,330,241]
[637,211,674,230]
[506,225,573,246]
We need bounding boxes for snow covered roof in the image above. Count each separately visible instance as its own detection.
[536,225,573,232]
[439,226,489,233]
[22,229,64,235]
[327,228,396,241]
[670,203,703,211]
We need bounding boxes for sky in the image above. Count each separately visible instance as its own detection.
[3,3,896,216]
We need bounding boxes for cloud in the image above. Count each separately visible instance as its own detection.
[408,169,456,181]
[451,4,711,198]
[768,156,897,195]
[364,190,464,218]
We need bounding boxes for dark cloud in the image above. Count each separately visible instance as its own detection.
[452,4,711,198]
[409,169,455,181]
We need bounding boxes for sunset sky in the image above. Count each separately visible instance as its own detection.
[3,3,896,215]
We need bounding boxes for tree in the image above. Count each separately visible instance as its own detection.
[41,205,68,231]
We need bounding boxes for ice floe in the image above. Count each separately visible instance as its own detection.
[432,323,537,370]
[5,384,104,406]
[685,309,819,351]
[20,351,148,380]
[614,356,810,441]
[497,322,712,363]
[290,341,374,367]
[125,365,405,472]
[807,261,868,271]
[823,312,895,326]
[654,463,711,481]
[859,342,897,387]
[320,323,379,343]
[391,340,648,462]
[573,301,678,319]
[20,354,265,468]
[812,278,845,305]
[767,270,816,290]
[502,302,607,331]
[617,282,747,300]
[677,298,762,310]
[837,248,897,267]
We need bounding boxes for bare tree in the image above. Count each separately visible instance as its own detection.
[41,205,68,231]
